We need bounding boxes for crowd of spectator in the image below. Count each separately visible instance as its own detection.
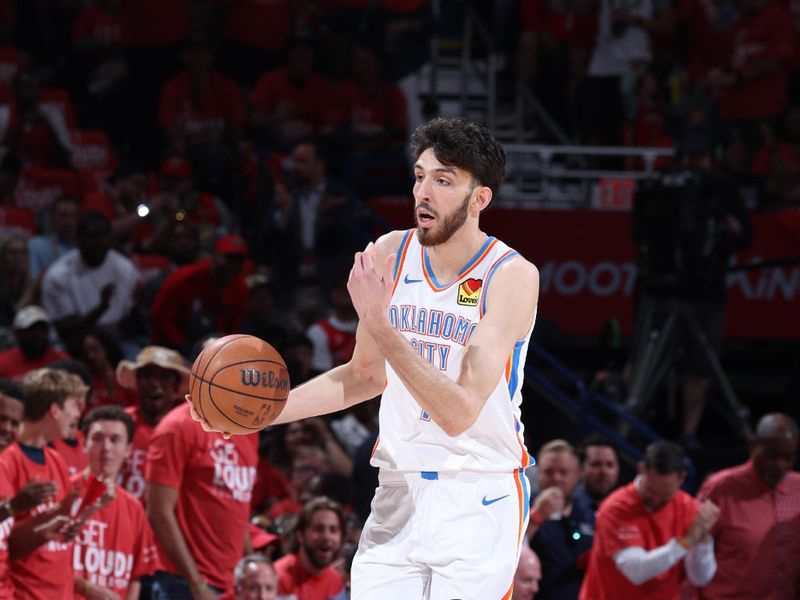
[516,0,800,209]
[0,1,797,599]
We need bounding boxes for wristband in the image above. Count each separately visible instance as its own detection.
[530,511,545,528]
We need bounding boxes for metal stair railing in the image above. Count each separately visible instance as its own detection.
[524,343,697,487]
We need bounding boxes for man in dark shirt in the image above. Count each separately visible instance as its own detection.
[528,440,595,600]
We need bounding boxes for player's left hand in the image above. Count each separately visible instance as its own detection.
[186,395,232,439]
[348,242,396,334]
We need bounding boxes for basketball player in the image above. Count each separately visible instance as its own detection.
[190,116,540,599]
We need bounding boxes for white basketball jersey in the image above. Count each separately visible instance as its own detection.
[370,230,535,474]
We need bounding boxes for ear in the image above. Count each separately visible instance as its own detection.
[678,470,687,486]
[636,461,644,476]
[49,402,61,419]
[472,186,492,213]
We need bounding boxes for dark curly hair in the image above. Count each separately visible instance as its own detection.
[410,117,506,198]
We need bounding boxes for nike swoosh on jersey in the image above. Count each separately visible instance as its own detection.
[481,494,510,506]
[404,274,422,284]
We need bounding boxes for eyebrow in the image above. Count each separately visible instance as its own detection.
[413,164,459,176]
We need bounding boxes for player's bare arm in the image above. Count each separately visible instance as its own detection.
[270,232,405,425]
[351,239,539,436]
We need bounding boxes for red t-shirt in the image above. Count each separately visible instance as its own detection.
[15,167,81,215]
[579,482,698,600]
[521,0,596,49]
[251,457,291,513]
[720,2,795,120]
[149,259,249,348]
[675,0,736,82]
[121,0,189,46]
[158,71,244,142]
[275,553,344,600]
[0,206,37,239]
[145,404,258,592]
[0,346,70,379]
[72,5,124,65]
[71,477,159,598]
[250,68,339,137]
[117,406,156,502]
[0,442,75,600]
[336,80,407,143]
[0,476,14,600]
[223,0,290,52]
[51,433,89,477]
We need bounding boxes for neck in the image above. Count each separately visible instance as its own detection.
[17,420,53,448]
[423,225,487,282]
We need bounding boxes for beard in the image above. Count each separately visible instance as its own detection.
[415,191,471,247]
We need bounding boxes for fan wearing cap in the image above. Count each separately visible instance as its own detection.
[150,234,250,353]
[0,306,69,379]
[115,345,190,503]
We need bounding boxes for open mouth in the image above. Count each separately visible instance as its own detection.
[416,206,435,227]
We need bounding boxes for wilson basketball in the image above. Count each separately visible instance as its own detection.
[190,334,290,435]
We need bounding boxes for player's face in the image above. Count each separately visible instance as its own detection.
[85,419,130,479]
[0,393,23,451]
[236,562,277,600]
[751,435,797,488]
[136,365,179,418]
[413,148,476,247]
[582,446,620,500]
[299,509,342,571]
[637,468,684,512]
[537,451,581,500]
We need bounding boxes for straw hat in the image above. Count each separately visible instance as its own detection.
[116,346,191,390]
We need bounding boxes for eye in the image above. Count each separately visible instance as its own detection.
[437,178,449,186]
[414,174,423,182]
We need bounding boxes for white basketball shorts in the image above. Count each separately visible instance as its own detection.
[351,469,530,600]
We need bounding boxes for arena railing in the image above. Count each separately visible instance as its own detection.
[500,144,677,208]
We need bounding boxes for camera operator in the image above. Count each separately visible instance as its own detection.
[630,128,752,447]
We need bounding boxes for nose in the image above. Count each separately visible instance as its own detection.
[416,175,433,201]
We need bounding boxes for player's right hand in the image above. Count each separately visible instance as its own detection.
[186,395,232,439]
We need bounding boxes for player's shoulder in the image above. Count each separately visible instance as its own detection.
[372,229,412,266]
[483,241,539,302]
